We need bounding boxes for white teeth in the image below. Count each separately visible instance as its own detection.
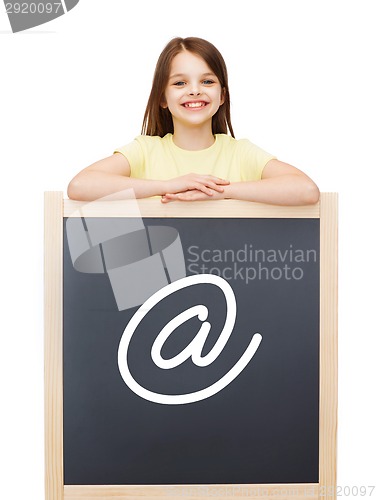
[185,102,206,108]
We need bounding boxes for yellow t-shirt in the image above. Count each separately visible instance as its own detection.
[114,133,275,182]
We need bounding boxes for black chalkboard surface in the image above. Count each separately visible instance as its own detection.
[63,217,320,485]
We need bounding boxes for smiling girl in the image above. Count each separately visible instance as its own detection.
[67,37,319,205]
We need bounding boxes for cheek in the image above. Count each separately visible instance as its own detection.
[210,89,224,106]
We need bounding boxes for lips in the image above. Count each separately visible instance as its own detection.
[182,101,208,108]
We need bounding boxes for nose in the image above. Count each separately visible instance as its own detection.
[188,83,201,96]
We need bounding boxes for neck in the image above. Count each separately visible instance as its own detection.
[172,122,215,151]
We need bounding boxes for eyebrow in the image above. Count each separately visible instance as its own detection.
[169,72,217,80]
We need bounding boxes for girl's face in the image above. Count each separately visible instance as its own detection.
[161,50,224,132]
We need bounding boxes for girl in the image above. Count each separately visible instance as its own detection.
[67,37,319,205]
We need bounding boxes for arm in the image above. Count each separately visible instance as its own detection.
[67,154,165,201]
[67,154,229,201]
[162,159,320,206]
[223,159,320,205]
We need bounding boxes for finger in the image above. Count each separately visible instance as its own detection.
[194,183,214,195]
[204,182,224,193]
[167,192,196,202]
[207,182,225,192]
[202,176,230,185]
[195,178,226,192]
[161,195,174,203]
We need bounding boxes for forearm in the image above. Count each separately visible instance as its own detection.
[67,171,166,201]
[222,175,320,206]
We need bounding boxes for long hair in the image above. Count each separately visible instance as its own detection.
[141,37,235,138]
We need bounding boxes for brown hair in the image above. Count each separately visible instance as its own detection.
[141,37,235,138]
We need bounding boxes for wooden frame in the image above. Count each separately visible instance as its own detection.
[44,192,337,500]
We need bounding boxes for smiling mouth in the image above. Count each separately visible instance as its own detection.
[183,101,208,108]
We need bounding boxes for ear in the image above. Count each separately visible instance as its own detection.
[160,95,168,109]
[220,87,226,106]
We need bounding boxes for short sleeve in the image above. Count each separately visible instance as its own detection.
[113,139,145,178]
[238,139,276,181]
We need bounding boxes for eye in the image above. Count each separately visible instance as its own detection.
[202,79,215,85]
[173,81,186,87]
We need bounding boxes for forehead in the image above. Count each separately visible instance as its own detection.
[169,50,213,76]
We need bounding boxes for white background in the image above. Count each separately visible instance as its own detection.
[1,0,375,497]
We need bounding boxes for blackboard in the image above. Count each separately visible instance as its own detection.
[44,194,337,500]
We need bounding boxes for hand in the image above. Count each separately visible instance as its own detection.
[164,174,229,197]
[161,189,226,203]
